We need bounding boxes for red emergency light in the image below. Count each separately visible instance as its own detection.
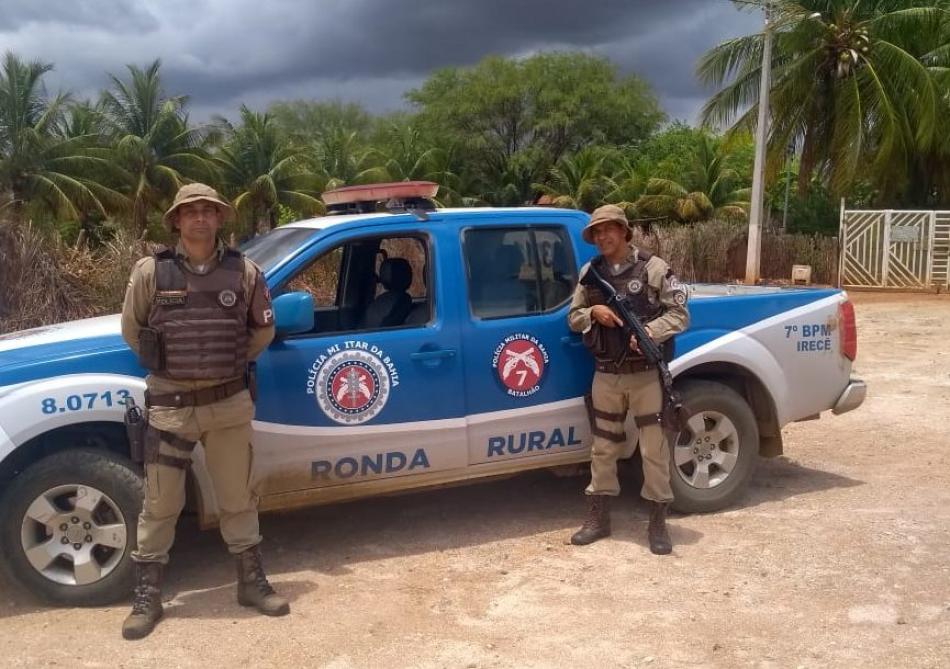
[322,181,439,215]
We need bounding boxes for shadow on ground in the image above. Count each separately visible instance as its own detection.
[0,455,863,618]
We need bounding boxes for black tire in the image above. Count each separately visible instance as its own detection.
[0,449,143,606]
[668,379,759,514]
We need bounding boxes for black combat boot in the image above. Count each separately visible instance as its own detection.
[570,495,611,545]
[647,501,673,555]
[236,545,290,616]
[122,561,164,640]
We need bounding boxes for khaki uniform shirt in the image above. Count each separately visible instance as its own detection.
[121,241,275,415]
[567,246,689,343]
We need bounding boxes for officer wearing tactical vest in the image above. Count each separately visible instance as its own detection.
[119,183,288,640]
[568,204,689,555]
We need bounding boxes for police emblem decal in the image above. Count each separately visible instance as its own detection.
[218,289,237,307]
[491,333,550,398]
[627,278,643,294]
[307,343,399,424]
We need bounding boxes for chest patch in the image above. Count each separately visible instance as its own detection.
[627,279,644,294]
[218,289,238,308]
[154,290,187,306]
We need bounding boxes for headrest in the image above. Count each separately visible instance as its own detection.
[497,244,524,277]
[378,257,412,292]
[550,241,570,276]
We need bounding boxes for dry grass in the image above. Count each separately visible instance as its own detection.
[0,220,152,334]
[633,220,839,285]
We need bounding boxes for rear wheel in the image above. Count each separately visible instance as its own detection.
[668,380,759,513]
[0,449,143,605]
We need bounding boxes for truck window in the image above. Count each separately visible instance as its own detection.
[464,226,576,319]
[280,234,431,334]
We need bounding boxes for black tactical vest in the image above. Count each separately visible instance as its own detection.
[147,247,249,380]
[582,250,665,369]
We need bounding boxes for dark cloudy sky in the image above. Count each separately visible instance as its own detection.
[0,0,763,124]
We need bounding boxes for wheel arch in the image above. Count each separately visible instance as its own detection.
[675,361,783,457]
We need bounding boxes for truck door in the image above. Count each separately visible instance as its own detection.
[252,223,466,494]
[458,219,593,467]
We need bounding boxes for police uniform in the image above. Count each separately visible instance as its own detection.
[120,183,288,640]
[567,205,689,554]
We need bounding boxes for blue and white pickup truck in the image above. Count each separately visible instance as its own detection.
[0,196,866,604]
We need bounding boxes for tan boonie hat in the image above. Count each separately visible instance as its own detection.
[162,183,236,231]
[582,204,632,244]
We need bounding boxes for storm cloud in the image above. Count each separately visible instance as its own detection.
[0,0,762,122]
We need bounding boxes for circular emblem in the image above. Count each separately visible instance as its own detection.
[218,289,237,308]
[673,291,688,305]
[316,350,390,424]
[627,279,644,294]
[492,334,550,397]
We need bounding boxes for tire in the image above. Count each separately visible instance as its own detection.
[0,449,143,606]
[668,379,759,514]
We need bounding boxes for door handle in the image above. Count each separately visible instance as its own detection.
[410,349,457,361]
[561,335,584,347]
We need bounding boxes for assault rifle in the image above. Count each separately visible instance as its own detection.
[580,259,689,432]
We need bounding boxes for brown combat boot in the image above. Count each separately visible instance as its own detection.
[236,545,290,616]
[122,562,164,640]
[647,501,673,555]
[570,495,611,545]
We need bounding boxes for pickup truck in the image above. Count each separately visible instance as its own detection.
[0,194,866,605]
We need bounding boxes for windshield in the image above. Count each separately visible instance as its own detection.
[240,228,320,274]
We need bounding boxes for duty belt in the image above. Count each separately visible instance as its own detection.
[595,359,654,374]
[145,377,247,408]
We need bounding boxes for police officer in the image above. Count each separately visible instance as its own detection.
[567,205,689,555]
[120,183,288,640]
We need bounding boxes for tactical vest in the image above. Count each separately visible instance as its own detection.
[582,251,665,370]
[147,247,249,380]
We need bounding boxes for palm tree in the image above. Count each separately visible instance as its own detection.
[313,124,386,188]
[100,59,216,234]
[533,147,611,211]
[698,0,950,199]
[0,52,125,225]
[215,106,325,235]
[636,134,750,223]
[603,154,651,218]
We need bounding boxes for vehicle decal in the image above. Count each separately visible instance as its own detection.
[486,426,583,457]
[311,448,431,481]
[491,333,549,397]
[306,340,400,425]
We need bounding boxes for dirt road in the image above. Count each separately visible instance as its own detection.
[1,292,949,668]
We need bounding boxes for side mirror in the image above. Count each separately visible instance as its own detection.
[273,292,314,336]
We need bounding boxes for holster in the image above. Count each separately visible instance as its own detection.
[137,327,165,371]
[245,361,258,402]
[123,398,148,464]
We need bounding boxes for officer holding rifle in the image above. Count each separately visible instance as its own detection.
[567,204,689,555]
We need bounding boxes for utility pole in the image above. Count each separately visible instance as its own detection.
[745,1,774,284]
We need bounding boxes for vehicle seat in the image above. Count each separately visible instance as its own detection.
[361,258,413,328]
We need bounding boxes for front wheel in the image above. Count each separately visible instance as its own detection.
[0,449,143,605]
[668,380,759,514]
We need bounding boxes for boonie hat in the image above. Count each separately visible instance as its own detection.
[162,183,236,231]
[582,204,633,244]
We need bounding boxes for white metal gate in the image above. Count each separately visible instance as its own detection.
[839,209,950,288]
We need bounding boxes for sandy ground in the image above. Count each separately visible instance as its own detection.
[1,291,949,668]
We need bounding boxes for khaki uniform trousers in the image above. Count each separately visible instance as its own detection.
[132,387,262,564]
[586,370,674,502]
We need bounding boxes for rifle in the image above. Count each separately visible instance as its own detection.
[579,259,689,432]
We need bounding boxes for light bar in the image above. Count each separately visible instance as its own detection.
[322,181,439,206]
